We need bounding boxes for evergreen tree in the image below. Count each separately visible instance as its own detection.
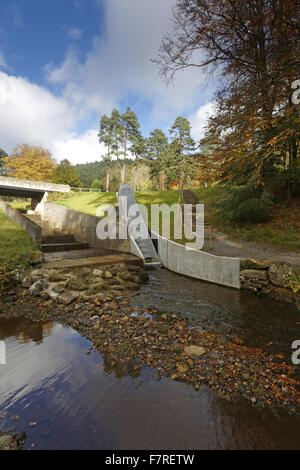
[52,159,82,187]
[169,117,195,192]
[147,129,168,190]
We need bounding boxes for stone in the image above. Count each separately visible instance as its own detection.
[240,259,270,270]
[119,272,133,281]
[0,434,12,449]
[268,262,300,288]
[104,271,113,279]
[29,279,49,296]
[57,290,80,305]
[67,279,88,291]
[184,345,206,357]
[93,269,104,277]
[51,285,64,294]
[177,364,189,374]
[240,269,268,281]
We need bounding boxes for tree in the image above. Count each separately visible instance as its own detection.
[6,144,56,182]
[155,0,299,199]
[169,117,195,191]
[146,129,169,190]
[98,114,115,192]
[91,179,104,191]
[52,159,82,187]
[130,134,147,191]
[121,107,141,183]
[0,148,8,176]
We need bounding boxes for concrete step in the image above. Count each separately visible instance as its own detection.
[43,253,143,270]
[42,234,76,244]
[41,242,90,253]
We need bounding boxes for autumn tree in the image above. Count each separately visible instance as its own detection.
[155,0,299,199]
[52,159,82,187]
[6,144,56,182]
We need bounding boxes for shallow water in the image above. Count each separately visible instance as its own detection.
[0,269,300,450]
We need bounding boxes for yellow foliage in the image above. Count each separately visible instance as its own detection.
[6,144,56,182]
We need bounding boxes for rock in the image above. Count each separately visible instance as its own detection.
[67,279,88,291]
[104,271,113,279]
[93,269,104,277]
[177,364,189,374]
[29,279,49,296]
[240,259,270,270]
[250,397,257,404]
[240,269,268,281]
[0,434,12,449]
[9,268,26,283]
[268,262,300,288]
[48,271,67,282]
[57,290,80,305]
[119,272,133,281]
[184,345,206,357]
[161,313,168,320]
[51,285,64,294]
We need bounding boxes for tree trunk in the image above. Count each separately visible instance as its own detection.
[106,169,110,192]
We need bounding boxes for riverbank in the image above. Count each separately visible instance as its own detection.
[1,266,299,416]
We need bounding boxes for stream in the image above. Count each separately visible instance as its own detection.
[0,268,299,449]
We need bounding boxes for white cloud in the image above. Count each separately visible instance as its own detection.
[190,102,215,142]
[0,1,215,166]
[46,0,212,121]
[66,27,83,41]
[53,128,106,164]
[0,71,105,164]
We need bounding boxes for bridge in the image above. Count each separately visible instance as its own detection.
[0,176,70,208]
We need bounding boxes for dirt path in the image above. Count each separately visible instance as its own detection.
[189,192,300,265]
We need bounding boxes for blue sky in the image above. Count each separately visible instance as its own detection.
[0,0,214,164]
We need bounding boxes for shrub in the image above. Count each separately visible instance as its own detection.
[91,179,104,191]
[217,186,271,225]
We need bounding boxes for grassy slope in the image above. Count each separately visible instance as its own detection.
[0,209,40,268]
[192,187,300,252]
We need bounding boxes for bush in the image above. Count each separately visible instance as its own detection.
[91,179,104,191]
[217,186,271,225]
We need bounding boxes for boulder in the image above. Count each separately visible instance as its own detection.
[184,345,206,357]
[240,269,268,281]
[29,279,49,296]
[268,262,300,288]
[93,269,104,277]
[240,259,270,270]
[57,290,80,305]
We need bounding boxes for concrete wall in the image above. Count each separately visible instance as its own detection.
[40,203,130,253]
[154,232,240,289]
[0,200,42,248]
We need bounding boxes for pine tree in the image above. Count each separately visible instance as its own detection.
[52,159,82,187]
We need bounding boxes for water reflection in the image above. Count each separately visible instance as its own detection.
[134,268,300,359]
[0,318,299,449]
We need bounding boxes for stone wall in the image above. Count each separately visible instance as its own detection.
[0,199,42,248]
[240,259,300,299]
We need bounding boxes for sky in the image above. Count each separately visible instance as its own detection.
[0,0,215,164]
